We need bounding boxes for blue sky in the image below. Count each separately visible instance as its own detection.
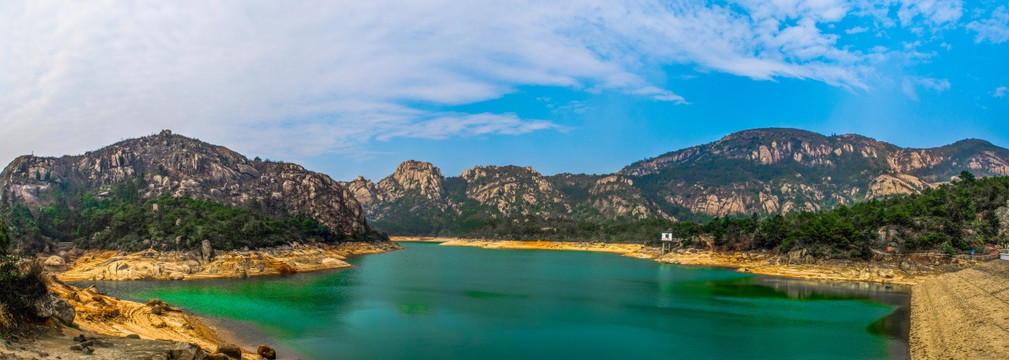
[2,1,1008,181]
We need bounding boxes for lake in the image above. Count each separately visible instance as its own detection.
[87,242,910,359]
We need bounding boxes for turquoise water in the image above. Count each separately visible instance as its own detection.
[88,243,909,359]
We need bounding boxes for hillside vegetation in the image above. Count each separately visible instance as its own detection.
[350,129,1009,245]
[3,180,358,253]
[445,172,1009,259]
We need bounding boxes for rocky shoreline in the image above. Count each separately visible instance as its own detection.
[53,241,401,282]
[426,237,973,285]
[21,237,996,359]
[437,238,646,254]
[2,241,401,360]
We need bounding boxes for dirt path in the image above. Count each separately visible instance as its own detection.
[911,260,1009,359]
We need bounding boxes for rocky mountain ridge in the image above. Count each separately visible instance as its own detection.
[349,128,1009,235]
[1,130,382,251]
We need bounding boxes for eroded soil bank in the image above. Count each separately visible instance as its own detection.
[53,241,401,282]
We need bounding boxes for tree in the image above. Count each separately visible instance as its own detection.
[0,217,8,256]
[960,170,976,183]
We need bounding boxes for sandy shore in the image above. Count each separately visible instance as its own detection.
[389,236,450,242]
[40,237,1000,359]
[652,249,956,285]
[434,238,966,285]
[438,238,646,254]
[57,241,401,282]
[909,259,1009,359]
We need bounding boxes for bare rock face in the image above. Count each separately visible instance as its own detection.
[354,129,1009,234]
[381,160,446,202]
[32,293,76,326]
[618,129,1009,217]
[460,165,569,217]
[868,174,930,198]
[587,175,669,220]
[0,130,377,244]
[347,160,450,221]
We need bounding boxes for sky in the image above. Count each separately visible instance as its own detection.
[1,0,1008,181]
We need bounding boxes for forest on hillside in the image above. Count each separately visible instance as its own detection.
[1,180,345,253]
[379,171,1009,259]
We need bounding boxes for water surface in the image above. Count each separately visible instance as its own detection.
[88,242,909,359]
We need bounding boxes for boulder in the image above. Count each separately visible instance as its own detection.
[31,293,76,326]
[201,240,214,263]
[205,353,232,360]
[321,257,344,267]
[146,298,171,315]
[216,343,243,359]
[169,272,186,280]
[899,258,916,272]
[166,341,207,360]
[877,268,895,278]
[257,344,277,359]
[43,255,66,269]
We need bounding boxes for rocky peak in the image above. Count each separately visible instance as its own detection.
[460,165,568,217]
[1,131,378,242]
[346,176,381,208]
[378,160,445,202]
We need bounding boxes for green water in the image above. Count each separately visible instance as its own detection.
[88,243,909,359]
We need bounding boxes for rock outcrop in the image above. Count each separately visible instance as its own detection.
[31,292,76,326]
[0,130,382,251]
[56,242,400,282]
[351,129,1009,235]
[618,129,1009,217]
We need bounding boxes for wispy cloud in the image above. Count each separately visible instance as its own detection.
[897,0,963,27]
[0,0,995,165]
[995,86,1009,98]
[846,26,869,34]
[967,6,1009,44]
[903,76,951,100]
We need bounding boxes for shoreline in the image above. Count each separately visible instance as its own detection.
[56,241,401,282]
[42,241,401,359]
[46,237,991,359]
[432,238,972,285]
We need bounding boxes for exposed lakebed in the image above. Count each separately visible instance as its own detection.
[85,242,910,359]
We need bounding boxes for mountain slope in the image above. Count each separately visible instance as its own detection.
[351,128,1009,236]
[1,130,383,252]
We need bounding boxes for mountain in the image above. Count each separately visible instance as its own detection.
[350,128,1009,236]
[1,130,383,252]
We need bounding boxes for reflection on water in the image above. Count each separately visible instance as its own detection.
[79,243,910,360]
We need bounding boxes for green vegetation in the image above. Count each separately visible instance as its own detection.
[379,172,1009,259]
[0,215,48,331]
[4,180,342,252]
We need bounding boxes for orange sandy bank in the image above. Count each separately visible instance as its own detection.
[654,249,945,285]
[428,238,967,285]
[46,279,265,359]
[57,241,401,282]
[438,239,646,254]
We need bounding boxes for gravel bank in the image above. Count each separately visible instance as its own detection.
[910,260,1009,359]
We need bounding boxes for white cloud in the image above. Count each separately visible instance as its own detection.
[902,76,951,100]
[0,0,986,166]
[846,26,869,34]
[967,6,1009,44]
[897,0,964,27]
[995,86,1009,98]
